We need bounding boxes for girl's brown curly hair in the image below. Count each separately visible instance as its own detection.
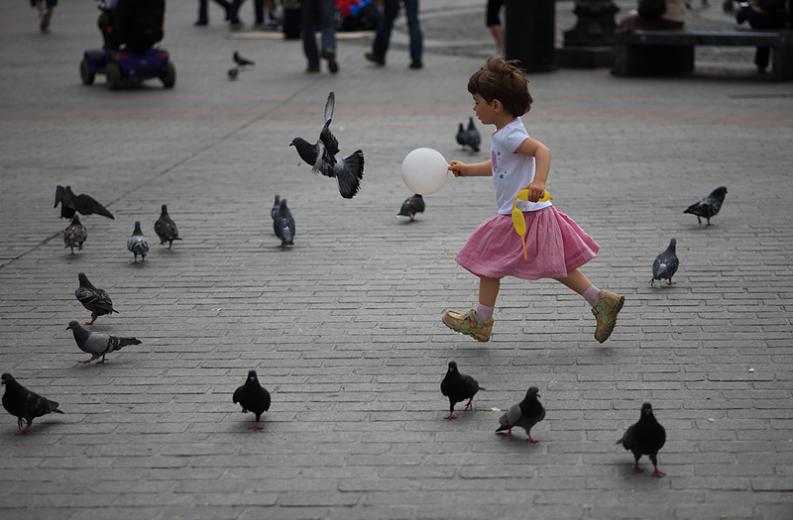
[467,56,532,117]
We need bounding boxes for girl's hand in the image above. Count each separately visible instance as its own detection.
[448,160,468,177]
[527,181,546,202]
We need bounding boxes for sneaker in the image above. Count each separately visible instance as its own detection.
[409,60,423,69]
[194,19,209,26]
[306,65,320,73]
[322,50,339,74]
[365,52,385,66]
[591,290,625,343]
[442,309,493,342]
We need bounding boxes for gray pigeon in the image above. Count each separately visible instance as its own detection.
[54,185,114,219]
[233,51,255,67]
[397,194,425,221]
[464,116,481,152]
[495,386,545,443]
[154,204,181,249]
[617,402,667,477]
[75,273,118,325]
[270,194,280,235]
[127,221,149,263]
[651,238,679,286]
[2,373,64,434]
[684,186,727,226]
[440,361,484,420]
[63,215,87,254]
[290,91,365,199]
[273,198,295,247]
[232,370,271,431]
[66,320,141,364]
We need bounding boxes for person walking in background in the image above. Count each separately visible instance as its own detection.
[486,0,505,54]
[228,0,272,29]
[30,0,57,33]
[735,0,789,73]
[301,0,339,74]
[365,0,423,69]
[195,0,231,26]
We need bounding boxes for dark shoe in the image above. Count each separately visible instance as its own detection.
[39,9,52,32]
[194,19,209,26]
[365,52,385,66]
[322,50,339,74]
[306,65,320,73]
[409,60,423,70]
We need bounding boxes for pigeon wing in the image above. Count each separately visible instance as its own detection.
[81,332,111,355]
[54,185,64,208]
[76,194,114,219]
[333,150,364,199]
[319,120,339,158]
[499,403,523,427]
[461,375,479,399]
[324,91,335,123]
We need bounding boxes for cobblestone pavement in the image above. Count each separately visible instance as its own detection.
[1,0,792,519]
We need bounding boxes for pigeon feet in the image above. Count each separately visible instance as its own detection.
[465,399,473,411]
[652,467,665,478]
[81,358,94,365]
[446,413,457,420]
[251,421,263,431]
[527,436,539,444]
[85,314,97,326]
[633,463,644,473]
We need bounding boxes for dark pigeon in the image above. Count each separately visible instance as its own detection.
[63,215,87,255]
[495,386,546,443]
[54,185,114,219]
[228,67,239,81]
[233,370,271,431]
[397,194,425,221]
[233,51,255,67]
[651,238,679,286]
[67,320,141,364]
[455,123,467,148]
[127,221,149,263]
[464,116,481,152]
[270,194,280,235]
[440,361,484,420]
[154,204,181,249]
[684,186,727,226]
[290,91,364,199]
[273,198,295,247]
[616,402,667,478]
[75,273,118,325]
[2,373,64,434]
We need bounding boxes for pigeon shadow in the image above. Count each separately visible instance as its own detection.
[396,218,424,225]
[229,416,267,433]
[63,253,84,263]
[7,420,64,437]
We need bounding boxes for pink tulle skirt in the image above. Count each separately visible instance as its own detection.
[455,206,599,280]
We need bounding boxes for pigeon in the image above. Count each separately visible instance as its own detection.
[273,198,295,247]
[455,123,467,148]
[684,186,727,226]
[290,91,365,199]
[63,215,87,254]
[440,361,484,420]
[651,238,679,286]
[66,320,141,364]
[397,194,425,221]
[464,116,481,152]
[495,386,546,443]
[154,204,181,249]
[270,194,280,233]
[54,185,114,219]
[228,67,239,81]
[75,273,118,325]
[2,373,64,434]
[127,221,149,263]
[233,51,255,67]
[233,370,271,431]
[616,402,667,478]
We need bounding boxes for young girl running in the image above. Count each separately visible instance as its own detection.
[443,56,624,344]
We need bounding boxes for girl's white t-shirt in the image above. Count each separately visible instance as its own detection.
[490,118,553,215]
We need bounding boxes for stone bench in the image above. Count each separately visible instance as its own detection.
[612,29,793,80]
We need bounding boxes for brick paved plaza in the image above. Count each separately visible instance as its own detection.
[1,0,792,518]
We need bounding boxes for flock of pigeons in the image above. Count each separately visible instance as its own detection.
[3,93,729,481]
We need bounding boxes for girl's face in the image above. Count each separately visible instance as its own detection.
[472,93,499,125]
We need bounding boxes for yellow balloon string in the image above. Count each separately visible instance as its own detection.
[511,190,552,261]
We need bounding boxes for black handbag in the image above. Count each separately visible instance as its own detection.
[638,0,667,18]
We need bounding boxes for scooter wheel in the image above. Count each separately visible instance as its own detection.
[80,59,95,85]
[160,62,176,89]
[105,63,122,90]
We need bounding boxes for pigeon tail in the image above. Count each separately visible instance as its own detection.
[495,423,511,432]
[110,336,141,352]
[335,150,364,199]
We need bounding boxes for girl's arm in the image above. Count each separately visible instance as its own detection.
[448,160,492,177]
[515,138,551,202]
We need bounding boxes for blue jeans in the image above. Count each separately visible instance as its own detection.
[301,0,337,68]
[372,0,423,64]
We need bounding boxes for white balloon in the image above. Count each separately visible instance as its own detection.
[401,147,449,195]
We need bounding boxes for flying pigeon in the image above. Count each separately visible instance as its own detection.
[127,221,149,263]
[66,320,141,364]
[75,272,118,325]
[270,194,280,234]
[495,386,545,443]
[2,373,64,434]
[616,402,667,477]
[440,361,484,420]
[290,91,365,199]
[233,370,271,431]
[464,116,481,152]
[63,215,87,255]
[397,194,425,221]
[154,204,181,249]
[228,67,239,81]
[684,186,727,226]
[273,198,295,247]
[54,185,114,219]
[233,51,255,67]
[651,238,679,287]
